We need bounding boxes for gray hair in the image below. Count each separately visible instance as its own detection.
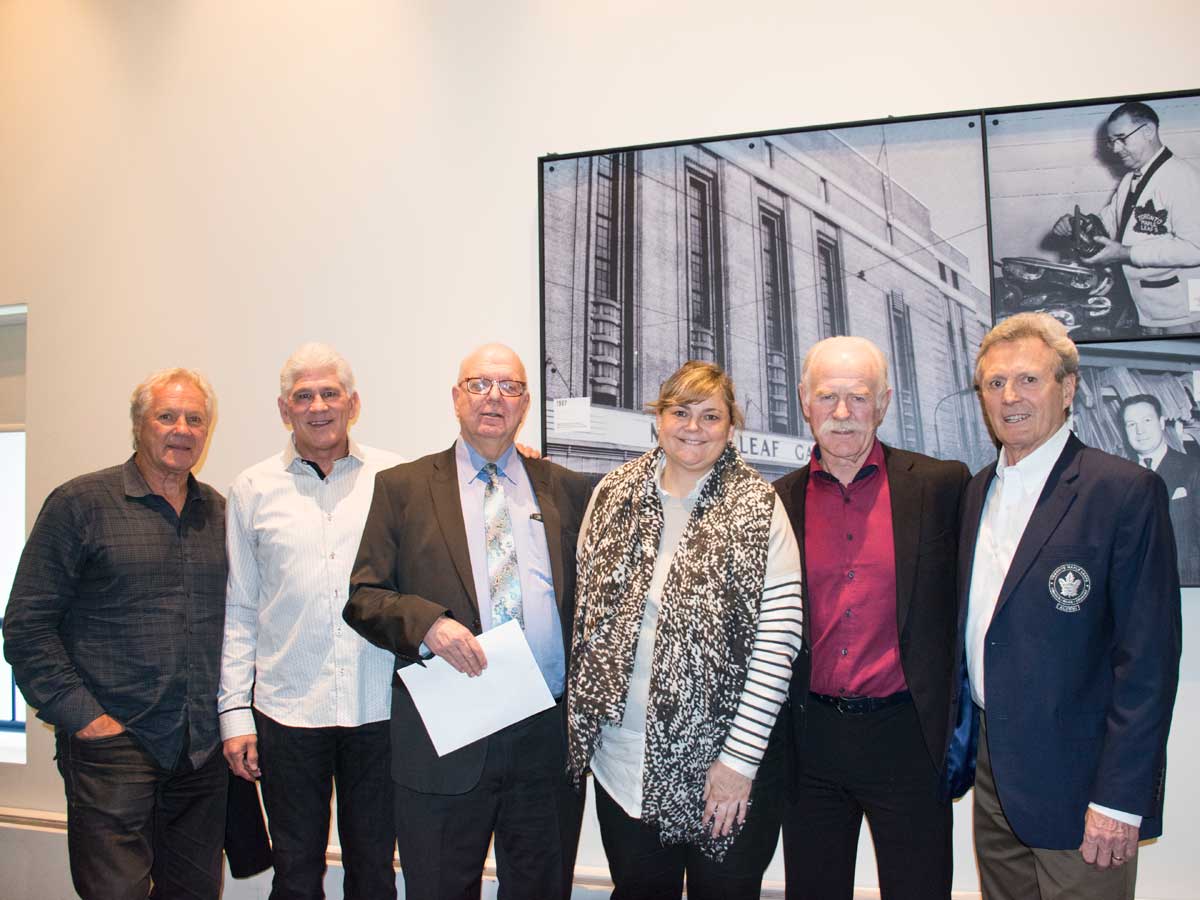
[800,336,891,398]
[974,312,1079,387]
[130,368,216,449]
[279,342,356,398]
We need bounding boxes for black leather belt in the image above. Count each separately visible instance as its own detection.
[810,690,911,715]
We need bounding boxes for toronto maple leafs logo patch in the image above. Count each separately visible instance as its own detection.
[1048,563,1092,612]
[1133,200,1169,235]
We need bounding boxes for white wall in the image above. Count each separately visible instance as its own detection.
[1,1,1197,896]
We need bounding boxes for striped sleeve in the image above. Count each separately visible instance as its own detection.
[719,495,803,778]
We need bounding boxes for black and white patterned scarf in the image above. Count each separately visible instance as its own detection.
[566,444,774,857]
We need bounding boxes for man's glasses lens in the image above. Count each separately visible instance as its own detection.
[463,378,526,397]
[1105,123,1147,148]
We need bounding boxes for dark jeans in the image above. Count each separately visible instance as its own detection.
[254,711,397,900]
[781,696,952,900]
[55,729,226,900]
[593,737,786,900]
[392,704,583,900]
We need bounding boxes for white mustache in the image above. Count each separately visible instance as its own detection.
[818,419,869,438]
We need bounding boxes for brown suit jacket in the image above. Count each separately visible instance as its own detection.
[344,444,592,793]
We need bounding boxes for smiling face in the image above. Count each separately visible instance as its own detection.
[278,366,359,463]
[452,344,530,461]
[800,343,891,483]
[136,379,210,481]
[978,336,1077,466]
[1124,401,1166,456]
[656,389,733,484]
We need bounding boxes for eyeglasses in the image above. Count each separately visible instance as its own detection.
[1104,123,1148,149]
[459,377,527,398]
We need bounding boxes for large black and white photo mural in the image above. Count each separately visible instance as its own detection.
[540,115,996,480]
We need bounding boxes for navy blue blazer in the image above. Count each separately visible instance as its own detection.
[957,433,1181,849]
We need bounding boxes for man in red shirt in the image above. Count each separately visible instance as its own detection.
[773,336,970,899]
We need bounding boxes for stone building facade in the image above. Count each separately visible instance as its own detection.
[542,126,995,479]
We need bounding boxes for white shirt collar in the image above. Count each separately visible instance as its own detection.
[1143,441,1169,470]
[282,435,364,471]
[995,420,1072,495]
[1132,146,1167,178]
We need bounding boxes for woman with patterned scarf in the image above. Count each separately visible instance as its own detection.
[567,360,804,899]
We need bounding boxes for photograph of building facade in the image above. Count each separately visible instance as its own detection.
[541,116,996,480]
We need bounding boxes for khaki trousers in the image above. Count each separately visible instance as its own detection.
[974,713,1137,900]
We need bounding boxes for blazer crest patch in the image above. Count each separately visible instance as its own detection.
[1048,563,1092,612]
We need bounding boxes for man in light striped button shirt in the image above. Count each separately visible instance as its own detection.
[219,343,403,899]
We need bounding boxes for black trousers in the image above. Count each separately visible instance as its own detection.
[594,737,786,900]
[392,704,583,900]
[781,696,952,900]
[254,711,397,900]
[55,729,227,900]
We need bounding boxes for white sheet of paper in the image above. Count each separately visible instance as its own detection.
[397,619,555,756]
[553,396,591,432]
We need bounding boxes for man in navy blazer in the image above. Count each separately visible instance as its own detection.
[959,312,1181,900]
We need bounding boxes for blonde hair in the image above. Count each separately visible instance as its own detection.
[647,360,745,429]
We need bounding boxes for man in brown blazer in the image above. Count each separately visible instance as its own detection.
[344,343,591,900]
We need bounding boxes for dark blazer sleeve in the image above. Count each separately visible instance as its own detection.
[1090,466,1181,817]
[344,468,450,662]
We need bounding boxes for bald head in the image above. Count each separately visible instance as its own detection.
[798,336,892,484]
[457,343,527,385]
[452,343,530,462]
[800,336,890,398]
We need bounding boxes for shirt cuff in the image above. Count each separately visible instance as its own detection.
[1088,802,1142,828]
[218,707,257,740]
[717,751,758,781]
[43,685,107,736]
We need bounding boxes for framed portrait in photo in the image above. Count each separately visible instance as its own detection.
[985,90,1200,343]
[1072,339,1200,585]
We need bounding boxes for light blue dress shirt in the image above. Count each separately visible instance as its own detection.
[455,439,565,697]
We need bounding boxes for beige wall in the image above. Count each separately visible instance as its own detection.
[1,1,1197,895]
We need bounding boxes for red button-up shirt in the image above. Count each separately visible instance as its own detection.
[805,439,906,698]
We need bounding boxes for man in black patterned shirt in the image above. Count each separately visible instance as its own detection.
[3,367,229,900]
